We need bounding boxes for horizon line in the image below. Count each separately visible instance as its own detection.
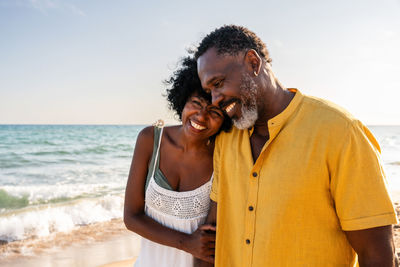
[1,123,400,127]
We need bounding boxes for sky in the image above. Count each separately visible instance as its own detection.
[0,0,400,125]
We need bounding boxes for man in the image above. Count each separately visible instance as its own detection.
[195,25,398,266]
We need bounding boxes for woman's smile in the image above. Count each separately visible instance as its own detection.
[190,120,206,130]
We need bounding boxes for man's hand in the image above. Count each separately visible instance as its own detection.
[194,200,218,267]
[345,225,398,267]
[182,224,216,263]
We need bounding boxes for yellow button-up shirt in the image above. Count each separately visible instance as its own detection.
[210,89,397,266]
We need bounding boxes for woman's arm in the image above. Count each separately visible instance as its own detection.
[123,126,215,263]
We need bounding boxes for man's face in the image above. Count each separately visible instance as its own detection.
[197,48,259,129]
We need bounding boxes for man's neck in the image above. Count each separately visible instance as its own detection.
[253,87,295,136]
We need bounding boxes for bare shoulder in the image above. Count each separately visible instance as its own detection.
[138,125,154,139]
[162,125,181,144]
[130,126,156,160]
[136,126,155,146]
[163,125,180,133]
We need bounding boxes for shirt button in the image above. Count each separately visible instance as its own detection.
[249,206,254,211]
[246,239,251,244]
[252,172,257,177]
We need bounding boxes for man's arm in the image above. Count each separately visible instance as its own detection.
[194,200,218,267]
[345,225,398,267]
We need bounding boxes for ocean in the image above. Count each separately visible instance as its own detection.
[0,125,399,245]
[0,125,143,245]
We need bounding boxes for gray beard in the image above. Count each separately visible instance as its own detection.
[233,73,259,130]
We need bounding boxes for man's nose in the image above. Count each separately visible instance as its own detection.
[211,91,224,107]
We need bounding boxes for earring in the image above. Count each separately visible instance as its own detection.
[253,70,258,77]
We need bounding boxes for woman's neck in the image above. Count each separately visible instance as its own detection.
[176,126,213,154]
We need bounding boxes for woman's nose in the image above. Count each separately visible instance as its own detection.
[196,108,208,122]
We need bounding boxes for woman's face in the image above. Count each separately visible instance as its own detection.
[181,92,224,140]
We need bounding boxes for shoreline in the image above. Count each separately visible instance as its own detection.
[0,219,140,267]
[2,204,400,266]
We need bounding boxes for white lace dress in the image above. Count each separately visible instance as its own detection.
[134,127,212,267]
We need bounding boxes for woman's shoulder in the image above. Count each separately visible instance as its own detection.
[138,125,154,140]
[138,122,182,148]
[130,126,155,164]
[163,125,180,131]
[162,125,181,143]
[138,124,179,143]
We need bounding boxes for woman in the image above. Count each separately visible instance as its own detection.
[124,57,231,267]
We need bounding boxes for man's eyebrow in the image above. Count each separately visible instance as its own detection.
[206,75,224,86]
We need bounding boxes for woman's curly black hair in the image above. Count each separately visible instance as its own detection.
[165,56,232,132]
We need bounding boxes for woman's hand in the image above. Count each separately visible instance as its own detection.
[182,224,216,263]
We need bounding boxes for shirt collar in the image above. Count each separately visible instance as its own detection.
[248,88,303,136]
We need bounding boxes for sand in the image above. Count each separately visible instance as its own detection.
[99,258,136,267]
[0,219,140,267]
[2,205,400,267]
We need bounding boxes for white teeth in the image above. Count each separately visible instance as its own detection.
[225,102,236,113]
[190,120,206,130]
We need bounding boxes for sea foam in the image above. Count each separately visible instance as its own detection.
[0,183,124,208]
[0,195,124,242]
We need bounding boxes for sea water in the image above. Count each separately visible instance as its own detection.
[0,125,399,244]
[0,125,143,243]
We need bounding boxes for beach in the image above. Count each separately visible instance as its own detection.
[0,218,139,267]
[2,206,400,267]
[1,125,400,266]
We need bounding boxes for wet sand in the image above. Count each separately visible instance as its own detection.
[99,258,136,267]
[2,205,400,267]
[0,219,140,267]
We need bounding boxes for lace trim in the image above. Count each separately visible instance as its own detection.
[150,175,212,197]
[145,203,208,221]
[145,178,212,220]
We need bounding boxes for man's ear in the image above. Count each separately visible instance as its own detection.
[244,49,262,77]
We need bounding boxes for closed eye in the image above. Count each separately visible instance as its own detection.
[208,107,223,117]
[213,79,224,88]
[192,100,203,107]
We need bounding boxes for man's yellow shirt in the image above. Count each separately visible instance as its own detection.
[211,89,398,266]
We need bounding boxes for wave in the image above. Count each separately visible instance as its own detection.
[0,195,124,243]
[0,158,95,169]
[0,190,29,210]
[0,161,39,169]
[0,183,125,212]
[26,145,131,156]
[30,150,71,156]
[0,153,37,169]
[16,140,58,146]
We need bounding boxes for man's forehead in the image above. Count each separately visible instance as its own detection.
[197,48,223,71]
[197,48,238,82]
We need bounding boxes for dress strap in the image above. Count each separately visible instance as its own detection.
[150,126,164,179]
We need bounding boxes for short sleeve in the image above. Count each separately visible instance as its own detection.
[210,135,222,202]
[330,120,398,231]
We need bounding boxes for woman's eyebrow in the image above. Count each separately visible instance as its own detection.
[191,96,205,102]
[208,105,223,112]
[191,96,209,106]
